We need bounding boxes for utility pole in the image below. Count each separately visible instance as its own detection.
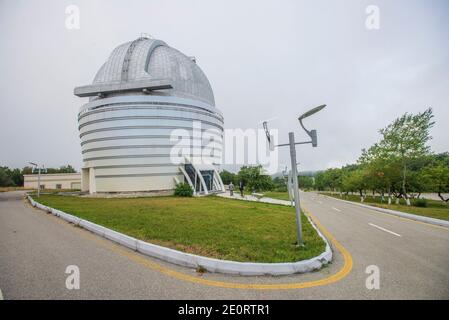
[263,104,326,246]
[289,132,302,245]
[29,162,43,198]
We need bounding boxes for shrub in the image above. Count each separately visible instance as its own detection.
[413,198,428,207]
[174,182,193,197]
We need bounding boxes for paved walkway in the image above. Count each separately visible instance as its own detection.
[218,192,293,206]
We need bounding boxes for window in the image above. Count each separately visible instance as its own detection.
[40,185,45,190]
[56,184,62,189]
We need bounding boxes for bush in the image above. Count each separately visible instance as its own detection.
[174,182,193,197]
[413,198,428,207]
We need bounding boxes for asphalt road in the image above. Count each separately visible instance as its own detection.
[0,191,448,299]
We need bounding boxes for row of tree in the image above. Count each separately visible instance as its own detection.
[315,109,449,204]
[0,165,76,187]
[220,109,448,205]
[220,166,275,192]
[220,166,315,193]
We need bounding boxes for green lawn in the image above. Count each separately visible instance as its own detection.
[262,191,292,201]
[32,194,325,263]
[322,193,449,221]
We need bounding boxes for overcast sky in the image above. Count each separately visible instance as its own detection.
[1,0,448,173]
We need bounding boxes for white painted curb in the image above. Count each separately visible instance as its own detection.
[27,194,332,276]
[322,194,449,228]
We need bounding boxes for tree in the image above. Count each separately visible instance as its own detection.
[433,152,449,166]
[377,108,434,205]
[327,168,343,192]
[10,168,23,186]
[0,167,14,187]
[272,176,288,192]
[298,175,314,190]
[314,171,326,191]
[314,168,343,192]
[359,143,403,203]
[21,166,33,175]
[0,166,26,187]
[58,165,76,173]
[219,170,236,185]
[46,165,76,174]
[422,163,449,203]
[341,169,369,201]
[406,156,435,198]
[237,165,273,192]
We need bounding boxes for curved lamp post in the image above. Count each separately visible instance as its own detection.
[29,162,44,198]
[263,104,326,245]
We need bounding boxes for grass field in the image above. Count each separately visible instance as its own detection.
[32,194,325,263]
[322,193,449,221]
[262,191,292,201]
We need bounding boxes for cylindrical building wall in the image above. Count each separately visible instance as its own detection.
[78,95,223,192]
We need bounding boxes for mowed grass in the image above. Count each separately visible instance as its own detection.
[262,191,292,201]
[33,194,326,263]
[322,193,449,221]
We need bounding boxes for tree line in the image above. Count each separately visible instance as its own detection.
[220,166,315,193]
[220,109,448,204]
[314,108,449,204]
[0,165,77,187]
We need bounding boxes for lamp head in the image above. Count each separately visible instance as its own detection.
[298,104,326,121]
[298,104,326,147]
[262,121,275,151]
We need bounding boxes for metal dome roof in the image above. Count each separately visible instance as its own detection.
[78,37,215,106]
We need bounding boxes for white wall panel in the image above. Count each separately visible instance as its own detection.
[78,97,223,193]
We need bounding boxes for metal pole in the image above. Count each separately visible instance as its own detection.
[288,132,303,245]
[287,170,294,207]
[37,166,41,198]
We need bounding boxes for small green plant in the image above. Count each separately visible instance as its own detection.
[413,198,428,208]
[174,182,193,197]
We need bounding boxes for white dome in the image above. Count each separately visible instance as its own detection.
[92,37,215,106]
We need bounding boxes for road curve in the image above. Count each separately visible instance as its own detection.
[0,191,448,299]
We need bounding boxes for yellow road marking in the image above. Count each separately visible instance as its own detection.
[29,199,353,290]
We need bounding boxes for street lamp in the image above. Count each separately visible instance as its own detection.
[298,104,326,147]
[263,104,326,246]
[29,162,44,198]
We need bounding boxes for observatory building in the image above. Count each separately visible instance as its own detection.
[75,36,224,194]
